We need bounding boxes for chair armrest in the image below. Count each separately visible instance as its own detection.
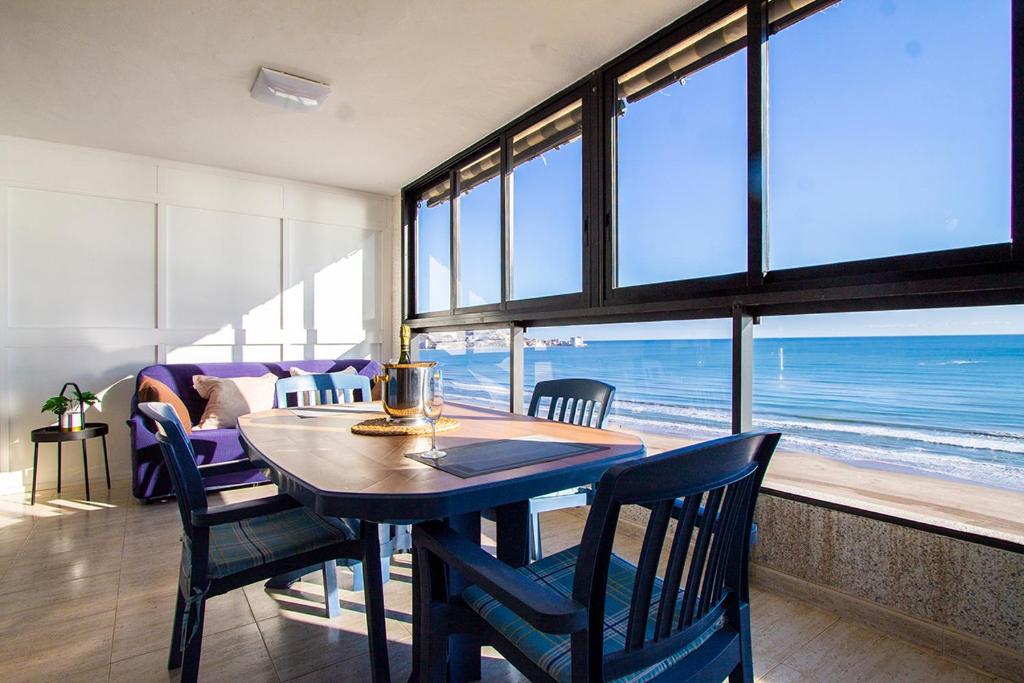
[413,521,586,634]
[191,494,301,527]
[197,459,265,478]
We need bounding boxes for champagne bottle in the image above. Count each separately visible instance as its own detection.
[398,324,412,364]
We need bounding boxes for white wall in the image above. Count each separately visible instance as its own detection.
[0,135,394,494]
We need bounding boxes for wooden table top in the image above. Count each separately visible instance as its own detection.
[238,402,646,522]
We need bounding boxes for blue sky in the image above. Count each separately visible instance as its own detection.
[419,0,1015,337]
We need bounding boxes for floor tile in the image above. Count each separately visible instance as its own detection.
[109,622,278,683]
[111,585,254,662]
[0,608,115,682]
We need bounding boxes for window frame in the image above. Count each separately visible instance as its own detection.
[402,0,1023,329]
[601,0,752,306]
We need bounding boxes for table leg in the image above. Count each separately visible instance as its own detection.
[446,512,481,683]
[56,443,62,495]
[31,443,39,505]
[81,441,91,501]
[495,500,531,569]
[101,435,111,489]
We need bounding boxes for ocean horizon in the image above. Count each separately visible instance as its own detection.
[420,334,1024,493]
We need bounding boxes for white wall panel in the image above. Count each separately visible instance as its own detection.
[159,166,283,217]
[165,206,281,331]
[0,137,158,198]
[6,345,155,489]
[284,185,387,229]
[241,345,282,362]
[165,345,234,364]
[7,188,156,328]
[286,220,380,341]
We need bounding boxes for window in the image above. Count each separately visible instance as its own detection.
[754,307,1024,539]
[615,9,748,287]
[524,321,732,444]
[511,102,583,300]
[415,179,451,313]
[417,329,510,410]
[768,0,1012,269]
[457,152,501,307]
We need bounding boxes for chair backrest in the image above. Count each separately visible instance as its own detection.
[527,378,615,428]
[275,372,372,408]
[572,431,780,681]
[138,402,208,539]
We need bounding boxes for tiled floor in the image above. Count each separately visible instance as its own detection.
[0,479,1000,682]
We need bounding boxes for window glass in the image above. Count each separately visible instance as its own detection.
[615,9,748,286]
[415,180,451,313]
[768,0,1012,269]
[754,307,1024,538]
[511,102,583,300]
[417,329,510,410]
[457,153,501,307]
[524,321,732,445]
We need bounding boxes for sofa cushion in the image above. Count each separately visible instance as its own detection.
[137,377,193,434]
[193,373,277,429]
[135,360,381,426]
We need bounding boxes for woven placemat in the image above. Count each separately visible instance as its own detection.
[351,416,460,436]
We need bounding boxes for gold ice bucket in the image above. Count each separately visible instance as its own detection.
[374,361,436,425]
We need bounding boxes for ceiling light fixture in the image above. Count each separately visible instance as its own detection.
[250,67,330,112]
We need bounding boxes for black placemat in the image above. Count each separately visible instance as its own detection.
[405,438,607,478]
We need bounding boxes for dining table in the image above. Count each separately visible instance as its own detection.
[237,401,646,682]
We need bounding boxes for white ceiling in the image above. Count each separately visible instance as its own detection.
[0,0,704,195]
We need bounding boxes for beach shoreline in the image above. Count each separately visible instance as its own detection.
[623,428,1024,546]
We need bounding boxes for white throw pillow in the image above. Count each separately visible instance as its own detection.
[288,366,358,377]
[192,373,277,430]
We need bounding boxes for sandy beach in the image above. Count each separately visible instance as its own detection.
[613,428,1024,546]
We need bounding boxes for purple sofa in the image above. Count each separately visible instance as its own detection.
[129,359,382,501]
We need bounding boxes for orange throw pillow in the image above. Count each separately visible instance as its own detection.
[138,377,193,434]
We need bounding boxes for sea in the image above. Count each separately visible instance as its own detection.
[420,335,1024,492]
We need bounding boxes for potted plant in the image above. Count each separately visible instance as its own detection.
[41,383,99,432]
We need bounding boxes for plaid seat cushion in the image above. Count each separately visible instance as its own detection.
[207,508,358,578]
[463,545,723,683]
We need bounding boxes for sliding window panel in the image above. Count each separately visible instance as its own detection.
[523,321,732,441]
[752,306,1024,540]
[417,329,510,410]
[768,0,1012,270]
[415,179,453,313]
[614,8,748,288]
[510,101,584,301]
[457,151,501,308]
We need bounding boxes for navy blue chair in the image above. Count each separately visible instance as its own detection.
[275,371,372,407]
[138,402,390,683]
[275,372,393,590]
[527,378,616,561]
[413,431,780,683]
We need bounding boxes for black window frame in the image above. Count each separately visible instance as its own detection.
[401,0,1024,330]
[601,0,751,306]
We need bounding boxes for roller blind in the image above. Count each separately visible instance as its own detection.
[616,0,830,105]
[421,101,583,207]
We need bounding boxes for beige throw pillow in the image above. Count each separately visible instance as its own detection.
[192,373,277,430]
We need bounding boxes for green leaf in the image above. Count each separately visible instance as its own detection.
[41,396,71,415]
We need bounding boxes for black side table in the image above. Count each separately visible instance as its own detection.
[30,423,110,504]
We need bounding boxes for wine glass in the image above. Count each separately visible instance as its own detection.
[419,370,446,459]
